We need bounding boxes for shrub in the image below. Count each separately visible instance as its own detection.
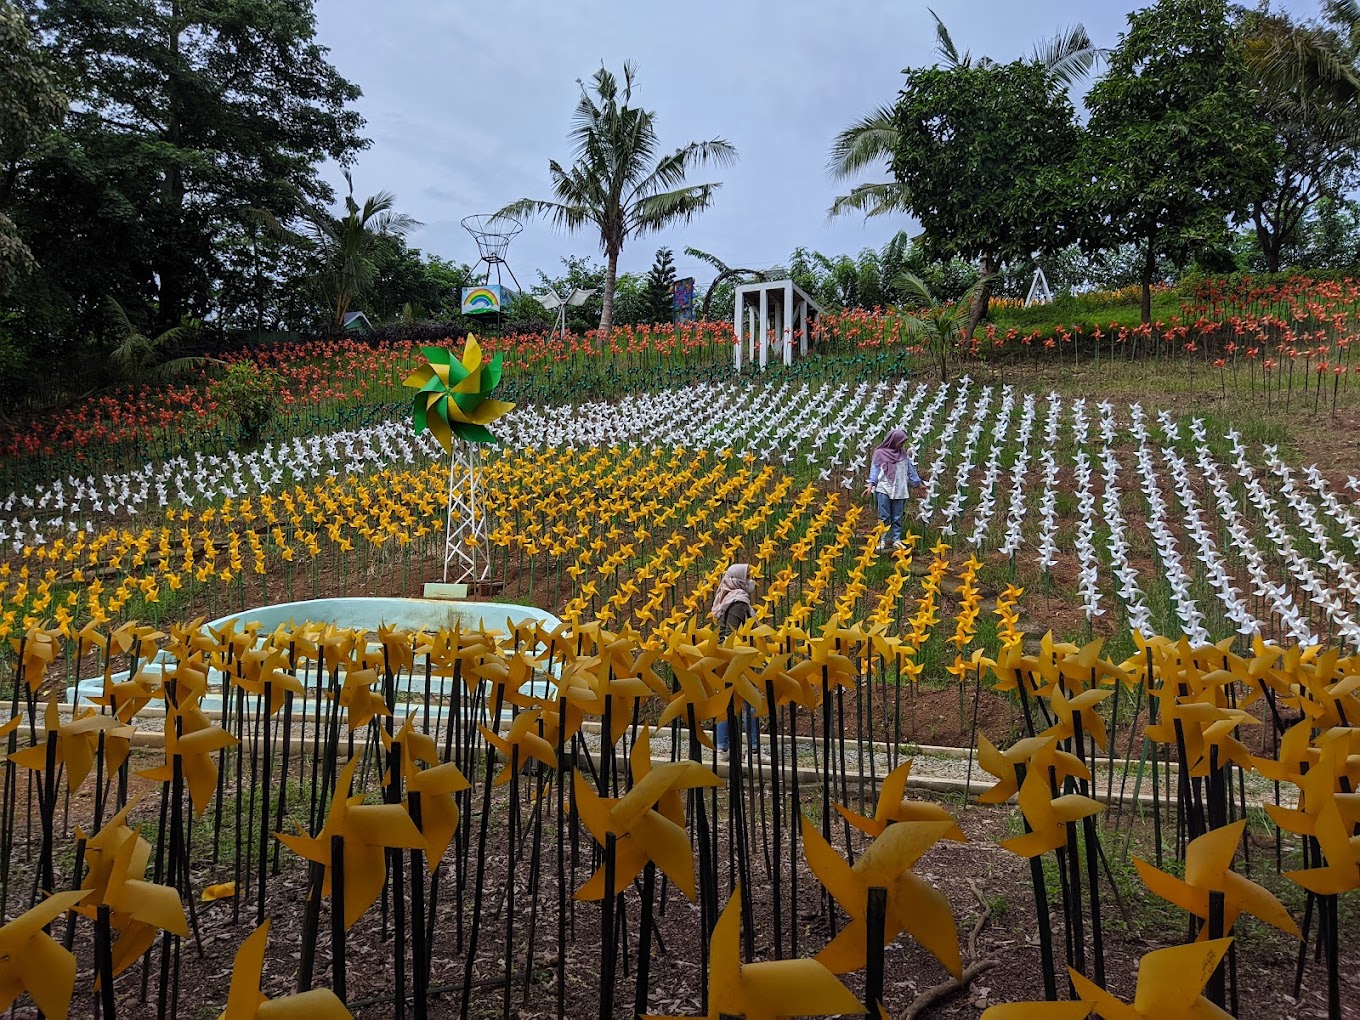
[214,361,285,444]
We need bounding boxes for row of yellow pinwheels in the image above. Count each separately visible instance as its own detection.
[3,609,1356,1017]
[969,628,1359,1019]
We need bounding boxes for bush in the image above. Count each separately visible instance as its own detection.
[214,361,285,444]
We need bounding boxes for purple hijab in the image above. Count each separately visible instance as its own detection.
[872,428,909,475]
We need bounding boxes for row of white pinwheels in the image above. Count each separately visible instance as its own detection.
[9,372,1360,648]
[1,420,447,546]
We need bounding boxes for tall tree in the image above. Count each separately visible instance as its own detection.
[27,0,366,330]
[307,171,420,330]
[1243,5,1360,271]
[889,60,1085,334]
[498,62,736,336]
[828,10,1102,219]
[642,246,677,324]
[0,0,64,298]
[1085,0,1277,322]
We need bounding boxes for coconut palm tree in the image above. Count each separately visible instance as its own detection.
[498,62,737,336]
[827,11,1103,219]
[893,271,992,384]
[308,171,421,330]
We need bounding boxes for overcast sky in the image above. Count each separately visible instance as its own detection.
[312,0,1319,290]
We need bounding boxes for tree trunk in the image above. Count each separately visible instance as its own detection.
[964,252,996,340]
[599,246,619,337]
[156,8,186,333]
[1254,206,1283,274]
[1140,238,1155,325]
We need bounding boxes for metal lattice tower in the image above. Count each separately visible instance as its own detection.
[443,441,490,583]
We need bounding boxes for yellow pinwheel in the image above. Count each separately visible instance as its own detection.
[834,760,966,841]
[981,1006,1092,1020]
[481,708,558,787]
[1134,820,1298,939]
[999,768,1104,859]
[139,702,237,816]
[218,920,352,1019]
[383,714,471,869]
[276,756,426,929]
[1046,685,1113,750]
[403,336,515,449]
[10,693,134,792]
[801,815,962,979]
[1285,789,1360,896]
[74,800,189,978]
[975,734,1087,806]
[0,889,88,1019]
[1069,939,1235,1020]
[645,888,863,1020]
[575,728,721,901]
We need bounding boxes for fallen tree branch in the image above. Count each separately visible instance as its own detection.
[900,958,998,1020]
[966,878,992,962]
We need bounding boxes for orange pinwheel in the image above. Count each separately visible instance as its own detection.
[218,920,352,1019]
[645,888,862,1020]
[833,760,966,841]
[0,889,89,1019]
[1134,820,1297,939]
[801,815,961,979]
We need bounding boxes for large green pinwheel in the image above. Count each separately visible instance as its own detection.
[403,335,515,448]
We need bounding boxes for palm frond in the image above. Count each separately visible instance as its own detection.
[827,181,911,220]
[827,105,900,180]
[683,246,731,274]
[629,184,721,235]
[893,271,936,307]
[1033,23,1106,86]
[928,8,967,67]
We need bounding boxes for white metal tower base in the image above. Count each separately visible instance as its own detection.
[443,441,490,584]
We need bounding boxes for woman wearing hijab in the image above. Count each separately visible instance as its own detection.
[710,563,767,762]
[864,427,923,551]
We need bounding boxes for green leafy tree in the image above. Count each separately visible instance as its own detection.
[307,171,420,330]
[1085,0,1278,323]
[828,11,1101,219]
[26,0,367,331]
[642,246,677,323]
[889,59,1085,335]
[498,61,736,335]
[1242,5,1360,271]
[0,1,64,298]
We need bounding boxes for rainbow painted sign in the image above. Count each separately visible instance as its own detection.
[461,285,503,315]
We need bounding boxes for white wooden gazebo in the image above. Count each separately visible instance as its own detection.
[733,279,824,370]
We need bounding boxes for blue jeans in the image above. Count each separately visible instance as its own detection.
[876,492,907,545]
[716,707,759,751]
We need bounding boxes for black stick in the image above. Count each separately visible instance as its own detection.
[332,833,347,1004]
[864,886,888,1020]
